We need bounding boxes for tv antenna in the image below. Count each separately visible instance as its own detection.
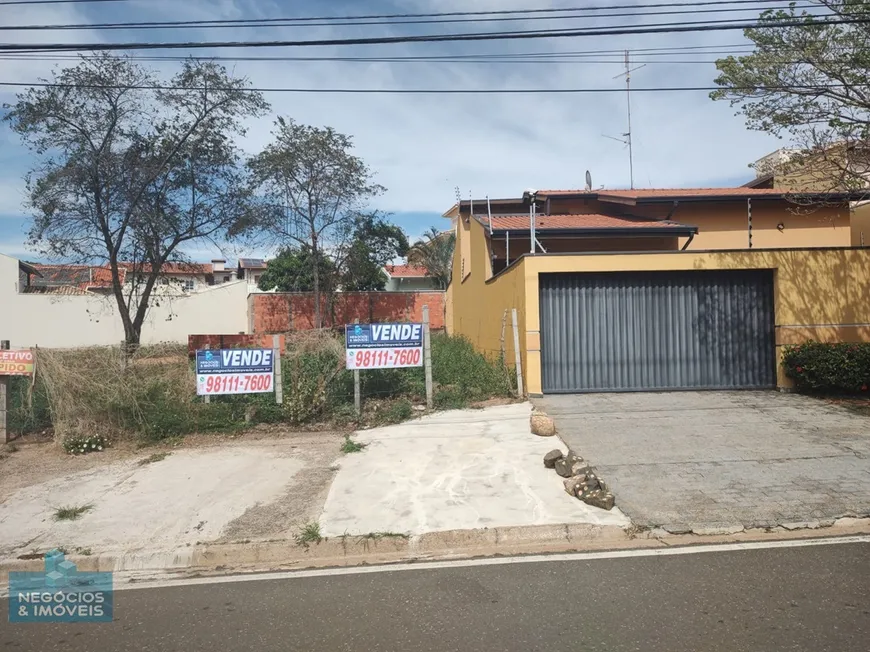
[585,170,592,192]
[603,50,645,189]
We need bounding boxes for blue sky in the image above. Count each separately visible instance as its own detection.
[0,0,787,261]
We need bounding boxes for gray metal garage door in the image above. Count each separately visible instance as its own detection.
[540,270,775,393]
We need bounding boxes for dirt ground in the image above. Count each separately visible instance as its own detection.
[0,426,347,555]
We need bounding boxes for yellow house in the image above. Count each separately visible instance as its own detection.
[446,187,870,396]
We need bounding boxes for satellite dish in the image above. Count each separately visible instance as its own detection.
[585,170,593,192]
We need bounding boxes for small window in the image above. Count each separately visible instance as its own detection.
[183,279,195,292]
[224,275,231,282]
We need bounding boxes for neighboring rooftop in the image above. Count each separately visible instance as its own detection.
[238,258,268,269]
[384,264,430,278]
[480,213,696,233]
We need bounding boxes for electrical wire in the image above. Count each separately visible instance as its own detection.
[0,2,826,31]
[0,0,128,5]
[0,15,866,52]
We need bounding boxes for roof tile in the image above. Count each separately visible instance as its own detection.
[484,213,693,231]
[385,264,430,278]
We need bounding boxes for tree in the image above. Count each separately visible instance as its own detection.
[408,228,455,290]
[257,247,336,292]
[248,118,384,327]
[4,53,269,348]
[710,1,870,194]
[338,213,409,291]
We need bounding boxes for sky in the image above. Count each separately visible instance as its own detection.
[0,0,791,261]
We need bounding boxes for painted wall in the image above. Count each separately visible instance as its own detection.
[450,217,528,377]
[0,254,249,348]
[853,202,870,247]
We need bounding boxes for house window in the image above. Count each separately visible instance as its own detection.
[183,279,195,292]
[224,275,231,282]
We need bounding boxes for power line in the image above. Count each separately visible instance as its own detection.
[0,0,127,5]
[1,16,866,52]
[0,2,823,31]
[0,81,851,94]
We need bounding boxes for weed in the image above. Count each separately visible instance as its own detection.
[383,398,414,424]
[340,436,365,454]
[53,504,93,521]
[62,433,109,456]
[358,531,409,541]
[294,522,323,548]
[5,443,19,453]
[137,451,170,466]
[434,385,468,410]
[75,547,93,556]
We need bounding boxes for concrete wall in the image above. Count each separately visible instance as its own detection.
[249,291,446,333]
[0,254,249,348]
[384,277,439,292]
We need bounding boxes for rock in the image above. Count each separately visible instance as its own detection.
[413,405,426,412]
[530,411,556,437]
[580,489,615,511]
[563,476,581,497]
[564,451,583,467]
[543,449,564,468]
[554,458,573,478]
[571,463,592,477]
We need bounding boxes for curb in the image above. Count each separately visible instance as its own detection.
[3,517,869,582]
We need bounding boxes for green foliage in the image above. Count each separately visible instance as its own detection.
[408,227,455,289]
[7,375,52,436]
[340,436,365,454]
[294,521,323,547]
[53,504,93,521]
[710,2,870,192]
[257,246,337,292]
[782,341,870,394]
[384,398,414,424]
[434,386,468,410]
[62,433,110,456]
[339,213,409,291]
[430,334,513,397]
[138,452,170,466]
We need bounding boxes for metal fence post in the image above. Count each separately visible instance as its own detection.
[511,308,525,397]
[1,340,9,444]
[273,334,283,405]
[423,305,434,410]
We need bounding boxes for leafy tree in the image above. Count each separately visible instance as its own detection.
[4,53,268,348]
[408,227,455,290]
[710,1,870,193]
[338,213,409,291]
[257,247,337,293]
[248,117,384,327]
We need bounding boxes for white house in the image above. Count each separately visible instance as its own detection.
[383,264,439,291]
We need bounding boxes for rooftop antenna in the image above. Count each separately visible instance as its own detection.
[603,50,645,189]
[585,170,593,192]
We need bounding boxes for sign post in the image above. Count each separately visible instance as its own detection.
[0,344,35,444]
[353,320,361,418]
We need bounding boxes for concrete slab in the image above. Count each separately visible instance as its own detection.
[0,444,308,556]
[537,391,870,530]
[319,403,630,537]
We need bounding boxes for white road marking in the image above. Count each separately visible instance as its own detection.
[106,534,870,593]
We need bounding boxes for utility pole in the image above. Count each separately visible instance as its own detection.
[605,50,645,190]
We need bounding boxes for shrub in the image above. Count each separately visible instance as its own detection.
[430,334,513,397]
[62,433,110,455]
[781,341,870,393]
[7,375,52,436]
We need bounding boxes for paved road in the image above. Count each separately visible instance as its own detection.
[537,391,870,530]
[3,541,869,651]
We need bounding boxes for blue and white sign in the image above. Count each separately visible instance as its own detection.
[9,550,113,623]
[195,349,275,395]
[345,323,424,370]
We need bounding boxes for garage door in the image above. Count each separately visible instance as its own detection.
[540,270,775,393]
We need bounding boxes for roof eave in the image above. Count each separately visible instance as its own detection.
[491,226,698,237]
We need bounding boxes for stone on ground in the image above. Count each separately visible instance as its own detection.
[530,411,556,437]
[543,449,564,468]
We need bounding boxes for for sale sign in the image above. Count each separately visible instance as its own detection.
[195,349,274,396]
[0,350,34,376]
[345,323,424,370]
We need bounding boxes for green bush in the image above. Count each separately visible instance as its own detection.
[7,375,52,436]
[781,341,870,394]
[62,433,110,455]
[430,334,513,397]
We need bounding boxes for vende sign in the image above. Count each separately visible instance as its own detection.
[345,323,424,370]
[0,350,34,376]
[195,348,275,396]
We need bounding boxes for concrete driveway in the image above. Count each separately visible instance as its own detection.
[535,392,870,533]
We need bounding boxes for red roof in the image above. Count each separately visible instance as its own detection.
[385,264,430,278]
[539,188,788,197]
[117,262,211,275]
[484,214,694,232]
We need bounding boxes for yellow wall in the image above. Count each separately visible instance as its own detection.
[853,202,870,247]
[451,217,528,383]
[448,221,870,395]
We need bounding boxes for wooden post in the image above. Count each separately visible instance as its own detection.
[511,308,524,397]
[0,339,9,444]
[203,343,210,404]
[423,305,434,410]
[353,319,361,418]
[500,309,508,362]
[273,334,283,405]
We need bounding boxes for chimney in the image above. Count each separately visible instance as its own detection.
[212,259,226,272]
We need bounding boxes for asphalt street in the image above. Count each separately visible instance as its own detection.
[2,540,869,651]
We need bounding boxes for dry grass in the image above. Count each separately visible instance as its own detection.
[35,343,193,442]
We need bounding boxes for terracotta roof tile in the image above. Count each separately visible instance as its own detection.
[484,213,694,231]
[385,264,430,278]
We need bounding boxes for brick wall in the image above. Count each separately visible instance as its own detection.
[250,291,446,334]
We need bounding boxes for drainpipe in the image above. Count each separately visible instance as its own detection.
[506,231,510,266]
[680,233,696,250]
[747,198,753,248]
[665,200,680,221]
[487,196,493,235]
[530,201,536,254]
